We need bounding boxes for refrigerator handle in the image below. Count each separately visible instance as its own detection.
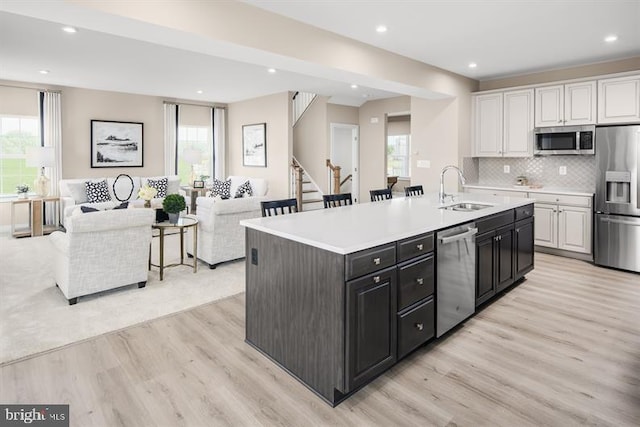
[600,217,640,226]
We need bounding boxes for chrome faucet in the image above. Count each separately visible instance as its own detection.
[439,165,466,203]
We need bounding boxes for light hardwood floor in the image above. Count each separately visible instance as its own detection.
[1,253,639,426]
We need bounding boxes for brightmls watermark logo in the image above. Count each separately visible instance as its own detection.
[0,405,68,426]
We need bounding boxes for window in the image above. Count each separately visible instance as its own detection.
[0,115,40,196]
[387,134,410,178]
[177,126,210,185]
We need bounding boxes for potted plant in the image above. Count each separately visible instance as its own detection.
[162,193,186,224]
[16,184,29,199]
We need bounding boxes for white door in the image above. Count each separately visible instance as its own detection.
[534,203,558,248]
[503,89,534,157]
[330,123,359,203]
[564,81,596,125]
[535,85,564,127]
[473,93,503,156]
[558,205,592,254]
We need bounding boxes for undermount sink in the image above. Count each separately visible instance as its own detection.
[439,202,493,212]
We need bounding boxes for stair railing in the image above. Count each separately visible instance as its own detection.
[292,92,317,126]
[326,159,342,195]
[291,158,304,211]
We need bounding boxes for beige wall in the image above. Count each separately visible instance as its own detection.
[293,96,329,193]
[327,104,359,125]
[227,92,292,198]
[179,104,212,127]
[61,87,165,179]
[358,96,411,200]
[479,57,640,91]
[411,97,460,193]
[0,85,39,116]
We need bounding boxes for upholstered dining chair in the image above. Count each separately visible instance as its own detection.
[261,198,299,217]
[370,188,393,202]
[404,185,424,196]
[323,193,353,208]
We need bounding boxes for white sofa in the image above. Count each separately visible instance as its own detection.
[49,208,155,305]
[186,176,267,268]
[59,175,181,227]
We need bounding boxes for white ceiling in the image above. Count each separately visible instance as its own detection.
[1,1,639,107]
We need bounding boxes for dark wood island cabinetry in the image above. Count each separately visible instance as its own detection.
[243,196,534,406]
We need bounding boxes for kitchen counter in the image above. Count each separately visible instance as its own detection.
[464,184,594,197]
[243,193,535,406]
[241,192,533,254]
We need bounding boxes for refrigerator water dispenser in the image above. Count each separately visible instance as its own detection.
[605,171,631,204]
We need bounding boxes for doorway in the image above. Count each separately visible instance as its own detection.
[330,123,359,203]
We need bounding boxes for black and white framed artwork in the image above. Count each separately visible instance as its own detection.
[91,120,143,168]
[242,123,267,167]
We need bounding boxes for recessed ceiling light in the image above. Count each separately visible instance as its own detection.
[468,62,478,69]
[62,26,77,33]
[39,70,50,74]
[196,90,203,94]
[376,25,387,33]
[362,94,370,98]
[351,84,358,89]
[267,68,276,74]
[604,34,618,43]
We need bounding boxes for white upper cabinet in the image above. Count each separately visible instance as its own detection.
[564,81,597,125]
[597,75,640,124]
[535,82,595,127]
[535,85,563,127]
[503,89,534,157]
[473,93,503,157]
[473,89,533,157]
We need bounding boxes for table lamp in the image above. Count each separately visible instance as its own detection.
[26,146,55,197]
[182,148,203,185]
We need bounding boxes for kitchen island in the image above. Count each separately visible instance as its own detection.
[241,193,535,406]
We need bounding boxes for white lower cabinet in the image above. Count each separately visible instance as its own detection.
[533,193,593,255]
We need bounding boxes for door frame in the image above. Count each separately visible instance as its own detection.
[330,123,359,203]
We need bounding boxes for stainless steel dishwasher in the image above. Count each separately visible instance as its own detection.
[436,222,478,337]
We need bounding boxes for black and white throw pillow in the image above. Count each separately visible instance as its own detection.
[85,180,112,203]
[234,180,253,198]
[147,177,168,198]
[209,178,231,199]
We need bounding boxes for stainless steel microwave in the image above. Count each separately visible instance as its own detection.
[534,125,595,155]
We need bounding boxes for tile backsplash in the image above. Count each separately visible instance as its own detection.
[464,156,596,192]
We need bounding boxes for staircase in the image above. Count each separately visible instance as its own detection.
[292,91,317,126]
[291,157,324,211]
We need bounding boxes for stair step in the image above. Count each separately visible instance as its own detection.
[302,189,318,194]
[302,198,323,204]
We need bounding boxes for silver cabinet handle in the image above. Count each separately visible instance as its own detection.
[373,257,381,265]
[415,323,424,331]
[416,244,424,251]
[373,276,380,284]
[416,278,424,285]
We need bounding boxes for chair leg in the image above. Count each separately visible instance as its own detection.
[138,281,146,288]
[68,297,78,305]
[209,263,217,269]
[187,253,194,258]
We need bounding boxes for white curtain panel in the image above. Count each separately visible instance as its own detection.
[164,103,179,175]
[213,107,226,180]
[41,91,62,224]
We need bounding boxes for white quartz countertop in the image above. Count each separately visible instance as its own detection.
[241,193,533,255]
[464,184,594,197]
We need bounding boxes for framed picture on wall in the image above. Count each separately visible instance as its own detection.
[242,123,267,167]
[91,120,144,168]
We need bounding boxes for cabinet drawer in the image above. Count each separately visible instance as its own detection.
[397,233,434,262]
[476,210,514,234]
[397,297,435,359]
[397,255,434,311]
[532,193,592,207]
[346,243,396,280]
[515,204,534,221]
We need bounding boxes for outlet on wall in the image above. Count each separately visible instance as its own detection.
[559,166,567,175]
[503,165,510,173]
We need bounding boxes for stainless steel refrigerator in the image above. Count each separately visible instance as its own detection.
[594,125,640,273]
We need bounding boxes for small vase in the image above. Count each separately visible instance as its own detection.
[144,199,151,208]
[17,193,27,199]
[168,213,179,224]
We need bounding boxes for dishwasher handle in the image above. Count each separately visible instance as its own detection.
[439,227,478,245]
